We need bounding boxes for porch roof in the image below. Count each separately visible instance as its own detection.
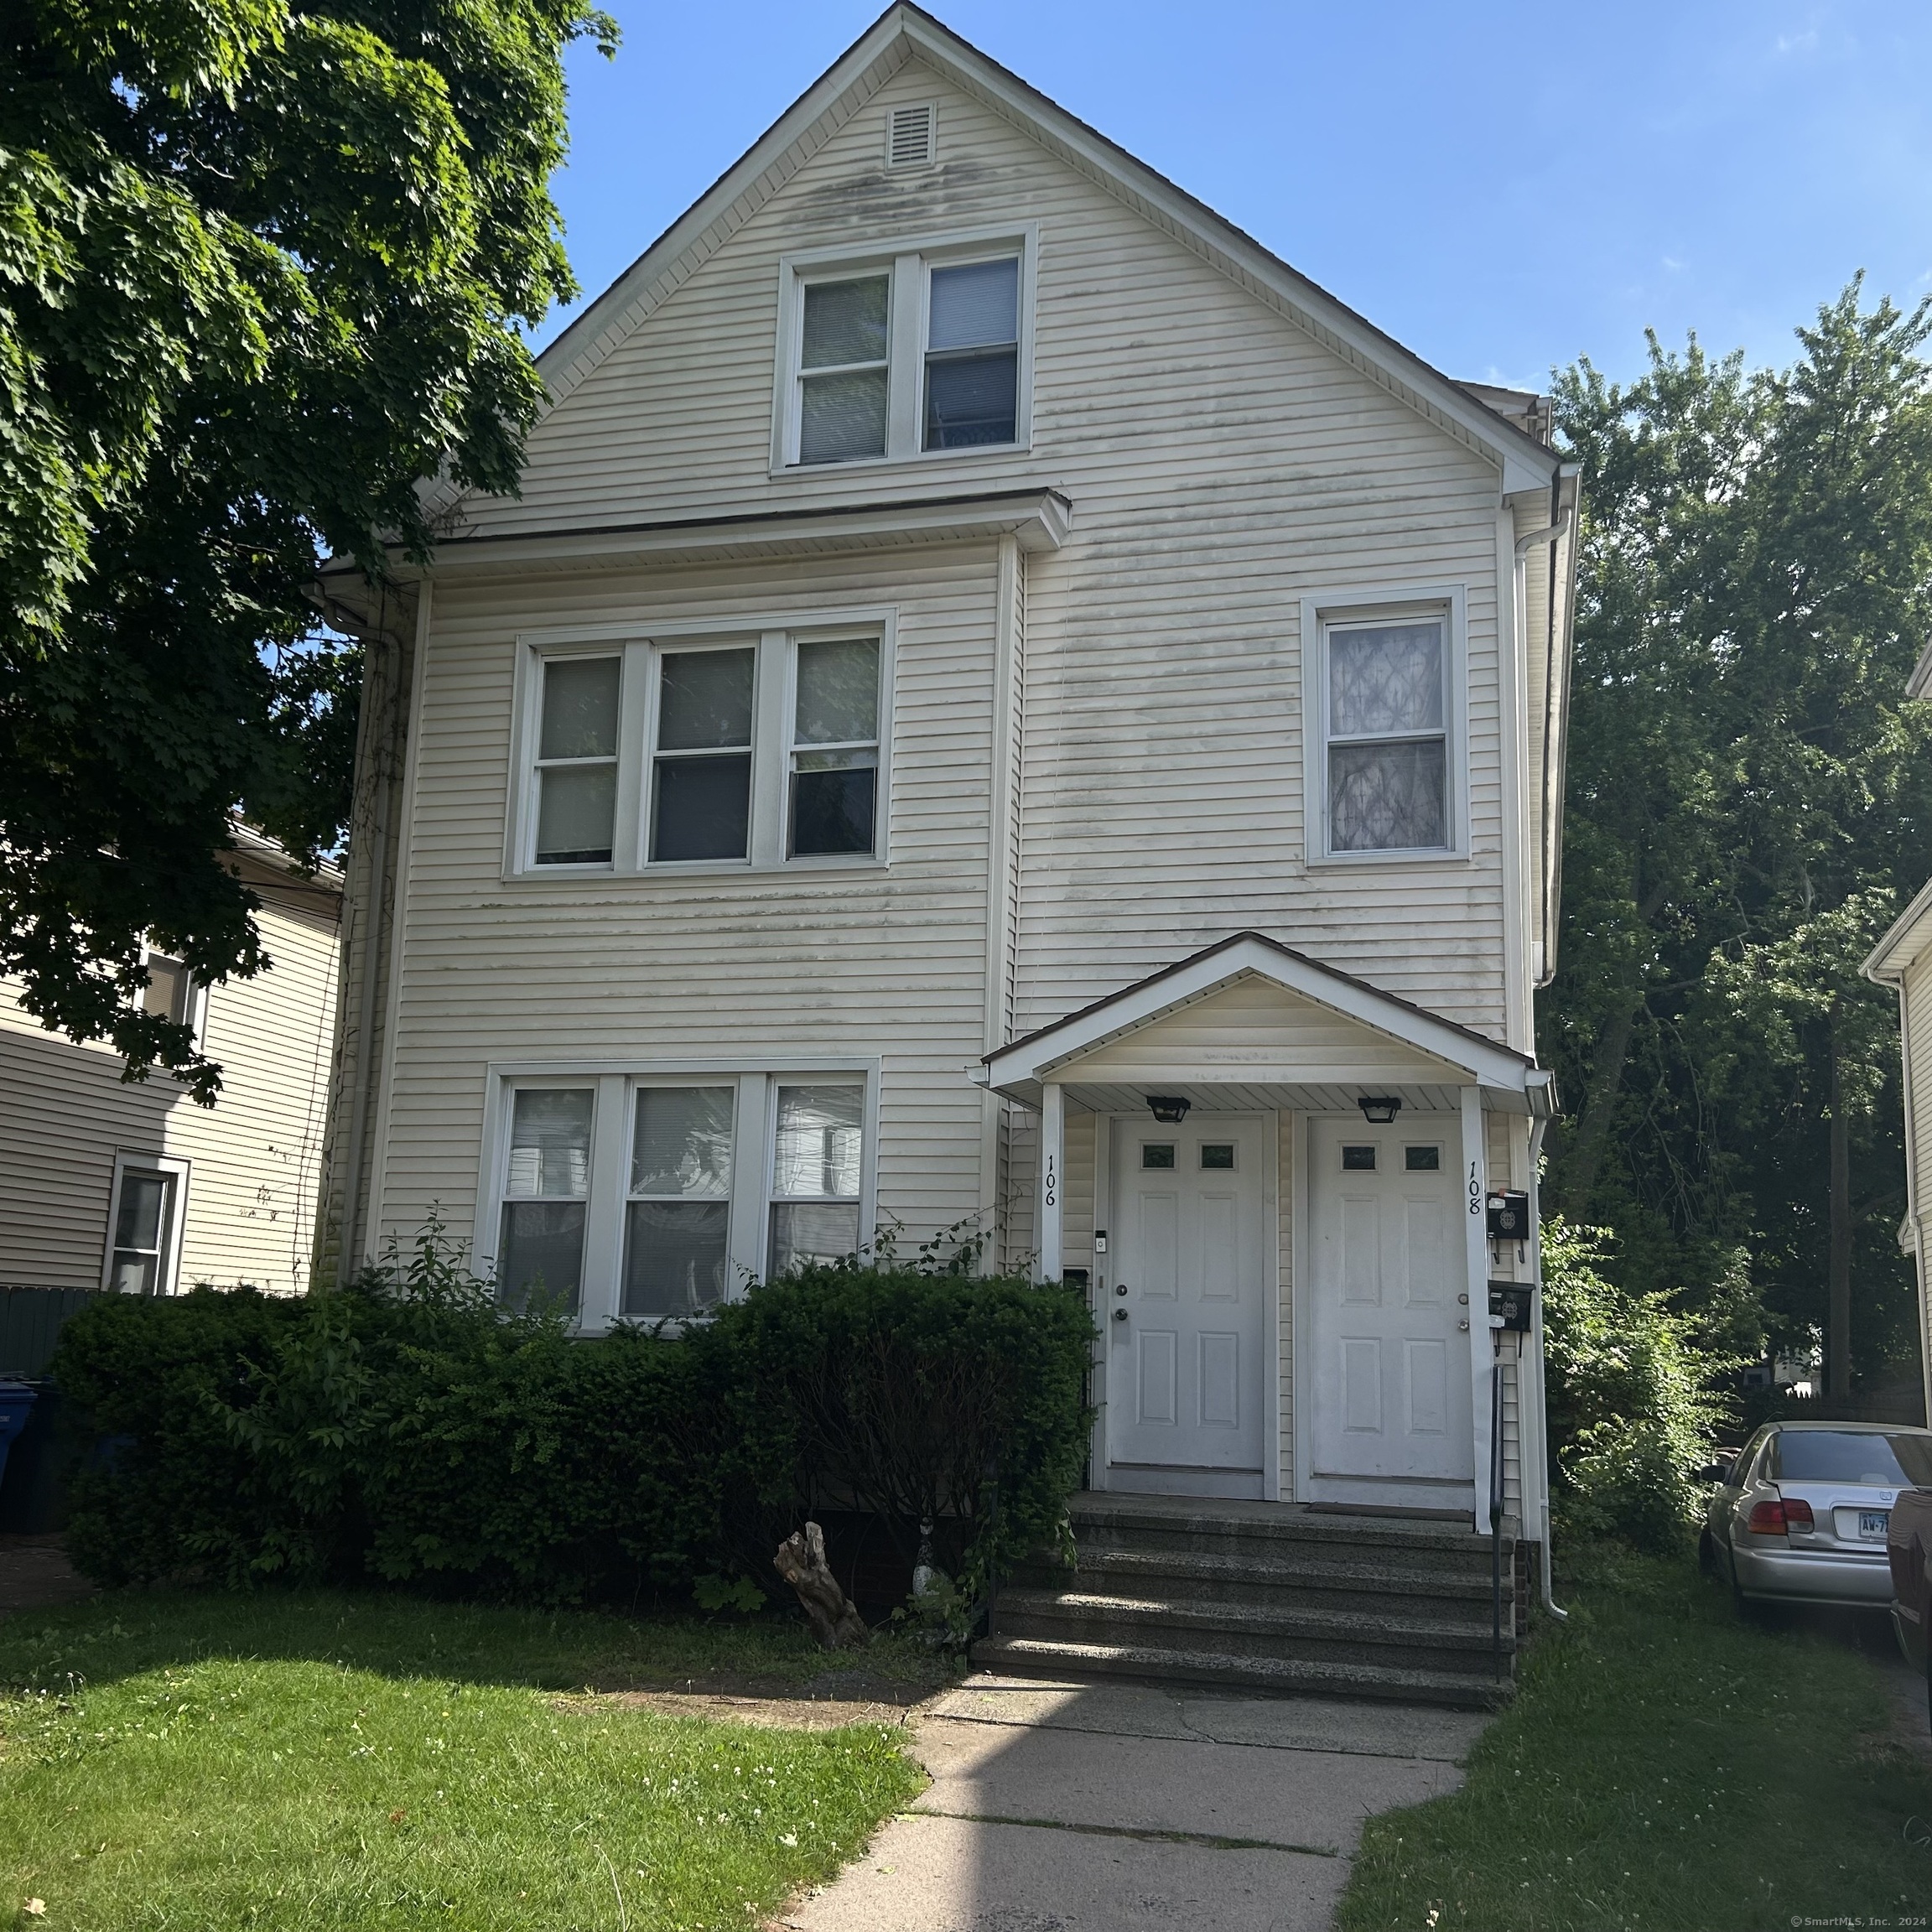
[974,932,1555,1118]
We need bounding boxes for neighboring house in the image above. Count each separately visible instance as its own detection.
[0,827,342,1297]
[314,7,1577,1547]
[1862,641,1932,1427]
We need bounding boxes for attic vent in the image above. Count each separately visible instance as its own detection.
[886,103,936,169]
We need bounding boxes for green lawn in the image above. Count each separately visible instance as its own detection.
[0,1588,940,1930]
[1337,1550,1932,1932]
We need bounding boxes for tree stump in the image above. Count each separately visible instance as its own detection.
[773,1521,870,1649]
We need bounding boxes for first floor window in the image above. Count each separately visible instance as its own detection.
[106,1166,179,1294]
[769,1083,865,1275]
[1324,615,1449,853]
[624,1086,735,1317]
[498,1088,591,1311]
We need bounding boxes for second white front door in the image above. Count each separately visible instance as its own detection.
[1304,1115,1474,1509]
[1108,1114,1269,1498]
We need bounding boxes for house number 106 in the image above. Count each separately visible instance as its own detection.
[1044,1153,1057,1208]
[1468,1163,1482,1215]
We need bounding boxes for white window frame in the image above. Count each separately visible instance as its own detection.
[102,1150,191,1295]
[505,610,896,882]
[1299,584,1469,866]
[132,941,207,1046]
[770,225,1038,474]
[475,1060,881,1333]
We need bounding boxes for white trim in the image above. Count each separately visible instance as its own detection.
[474,1058,882,1333]
[1036,1080,1063,1281]
[505,609,897,885]
[491,9,1560,515]
[1497,511,1531,1052]
[770,223,1039,475]
[1909,636,1932,700]
[102,1150,191,1295]
[1461,1086,1493,1536]
[1263,1105,1283,1503]
[984,937,1540,1103]
[1290,1109,1311,1502]
[1299,584,1469,866]
[1091,1110,1114,1488]
[1865,871,1932,982]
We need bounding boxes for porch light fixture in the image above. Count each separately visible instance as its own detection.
[1358,1094,1403,1125]
[1145,1094,1191,1124]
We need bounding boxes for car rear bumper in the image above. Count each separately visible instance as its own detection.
[1732,1541,1893,1605]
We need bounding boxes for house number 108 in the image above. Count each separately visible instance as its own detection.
[1468,1163,1482,1215]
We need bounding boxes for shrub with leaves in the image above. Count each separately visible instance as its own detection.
[1541,1217,1744,1552]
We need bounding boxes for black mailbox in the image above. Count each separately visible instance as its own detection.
[1486,1190,1532,1241]
[1488,1280,1535,1333]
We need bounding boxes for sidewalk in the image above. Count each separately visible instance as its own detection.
[780,1673,1490,1932]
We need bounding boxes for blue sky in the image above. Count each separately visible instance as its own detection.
[538,1,1932,392]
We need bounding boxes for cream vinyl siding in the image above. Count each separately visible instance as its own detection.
[445,56,1518,1048]
[366,547,1002,1259]
[1902,943,1932,1394]
[0,876,340,1294]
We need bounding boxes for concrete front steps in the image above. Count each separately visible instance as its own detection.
[974,1492,1518,1711]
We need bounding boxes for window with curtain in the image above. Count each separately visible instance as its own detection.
[651,647,756,862]
[1325,619,1449,853]
[498,1088,592,1312]
[798,275,891,465]
[769,1083,865,1275]
[533,656,621,865]
[790,638,880,857]
[623,1087,735,1317]
[924,257,1019,449]
[107,1167,177,1294]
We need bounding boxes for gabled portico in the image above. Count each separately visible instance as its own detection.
[974,933,1553,1526]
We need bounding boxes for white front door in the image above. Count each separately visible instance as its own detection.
[1108,1114,1269,1499]
[1305,1116,1473,1509]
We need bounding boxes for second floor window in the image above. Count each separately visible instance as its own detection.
[516,626,889,877]
[1323,617,1451,854]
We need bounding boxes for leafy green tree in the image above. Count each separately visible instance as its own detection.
[0,0,614,1101]
[1545,283,1932,1397]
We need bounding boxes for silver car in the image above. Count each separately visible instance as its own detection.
[1701,1421,1932,1610]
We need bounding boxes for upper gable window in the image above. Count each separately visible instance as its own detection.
[776,233,1033,470]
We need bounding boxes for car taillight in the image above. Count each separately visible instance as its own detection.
[1747,1497,1815,1535]
[1782,1497,1815,1531]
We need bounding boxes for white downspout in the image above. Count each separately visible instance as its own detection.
[1527,1114,1567,1619]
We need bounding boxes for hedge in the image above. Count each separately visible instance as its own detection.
[49,1228,1094,1614]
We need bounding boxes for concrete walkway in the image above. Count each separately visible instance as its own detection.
[780,1673,1490,1932]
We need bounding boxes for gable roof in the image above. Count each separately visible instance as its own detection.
[437,3,1564,527]
[978,932,1553,1113]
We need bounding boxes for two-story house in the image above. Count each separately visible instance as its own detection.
[314,6,1577,1618]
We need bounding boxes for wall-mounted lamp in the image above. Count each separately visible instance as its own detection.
[1145,1094,1192,1124]
[1357,1094,1403,1125]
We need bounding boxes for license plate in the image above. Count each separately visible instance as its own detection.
[1859,1510,1890,1538]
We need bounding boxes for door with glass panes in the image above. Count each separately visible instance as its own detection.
[1109,1115,1269,1498]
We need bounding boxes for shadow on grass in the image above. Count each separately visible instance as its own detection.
[0,1581,962,1704]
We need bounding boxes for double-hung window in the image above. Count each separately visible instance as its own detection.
[533,656,621,865]
[104,1156,186,1294]
[487,1071,874,1324]
[777,234,1032,468]
[515,621,889,877]
[1309,602,1460,859]
[498,1087,593,1312]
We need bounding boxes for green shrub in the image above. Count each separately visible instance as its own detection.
[49,1222,1093,1618]
[1541,1218,1742,1553]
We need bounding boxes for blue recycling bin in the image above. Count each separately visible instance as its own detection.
[0,1382,37,1493]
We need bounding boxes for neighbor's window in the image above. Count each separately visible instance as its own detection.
[799,276,891,465]
[534,656,620,865]
[769,1083,865,1274]
[106,1166,178,1294]
[499,1088,591,1312]
[651,647,756,863]
[139,953,194,1025]
[623,1087,735,1317]
[924,257,1020,449]
[1325,617,1449,854]
[785,244,1026,466]
[790,637,880,857]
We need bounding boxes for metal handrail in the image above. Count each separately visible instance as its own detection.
[1490,1350,1506,1680]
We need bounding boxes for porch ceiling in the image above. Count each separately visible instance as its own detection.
[1057,1079,1480,1116]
